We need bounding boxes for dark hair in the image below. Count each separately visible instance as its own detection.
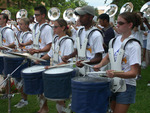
[0,13,9,23]
[34,5,47,17]
[56,18,72,37]
[119,12,141,29]
[98,13,109,22]
[137,12,144,17]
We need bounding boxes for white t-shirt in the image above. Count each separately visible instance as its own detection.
[32,23,53,55]
[1,27,15,46]
[47,35,74,63]
[19,31,32,49]
[113,35,141,86]
[146,30,150,50]
[75,26,104,61]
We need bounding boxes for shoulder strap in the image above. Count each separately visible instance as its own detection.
[77,27,84,37]
[1,27,13,38]
[88,28,105,39]
[59,37,74,46]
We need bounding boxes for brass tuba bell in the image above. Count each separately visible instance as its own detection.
[120,2,133,14]
[48,7,60,21]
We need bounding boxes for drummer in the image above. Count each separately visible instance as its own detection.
[93,12,141,113]
[13,17,32,108]
[19,6,53,61]
[0,13,16,99]
[62,5,104,76]
[35,18,73,113]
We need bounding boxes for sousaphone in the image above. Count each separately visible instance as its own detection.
[48,7,60,21]
[16,9,28,19]
[120,2,133,14]
[63,8,76,22]
[104,4,118,24]
[1,10,11,20]
[140,1,150,18]
[104,4,118,17]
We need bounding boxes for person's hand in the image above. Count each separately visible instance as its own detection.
[76,60,84,68]
[62,55,70,63]
[106,70,115,78]
[44,66,50,69]
[93,65,100,71]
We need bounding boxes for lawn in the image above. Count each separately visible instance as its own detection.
[0,66,150,113]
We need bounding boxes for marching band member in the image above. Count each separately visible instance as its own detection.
[14,17,32,108]
[20,6,53,59]
[37,18,74,113]
[93,12,141,113]
[0,13,16,51]
[62,5,104,77]
[0,13,16,99]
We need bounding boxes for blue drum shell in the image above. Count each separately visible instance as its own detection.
[0,56,4,74]
[21,66,44,95]
[71,76,111,113]
[43,68,73,100]
[3,56,28,78]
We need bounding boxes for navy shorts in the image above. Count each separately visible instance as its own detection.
[111,84,136,104]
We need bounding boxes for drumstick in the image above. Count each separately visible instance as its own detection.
[87,71,124,77]
[80,61,93,68]
[2,46,13,51]
[30,62,76,72]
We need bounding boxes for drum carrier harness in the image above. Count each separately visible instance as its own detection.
[52,35,74,65]
[0,27,19,51]
[108,37,141,92]
[76,27,104,75]
[32,23,51,57]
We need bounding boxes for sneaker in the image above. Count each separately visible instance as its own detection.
[0,94,8,99]
[14,99,28,108]
[147,81,150,86]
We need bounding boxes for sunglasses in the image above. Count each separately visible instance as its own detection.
[34,14,41,16]
[52,26,60,29]
[117,21,126,25]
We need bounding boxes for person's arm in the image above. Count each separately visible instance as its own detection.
[107,64,140,78]
[19,40,33,47]
[32,43,52,54]
[93,53,110,71]
[62,49,77,63]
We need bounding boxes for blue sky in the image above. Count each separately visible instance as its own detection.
[85,0,113,7]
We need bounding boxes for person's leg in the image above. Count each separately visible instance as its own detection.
[37,95,49,113]
[56,101,66,113]
[113,103,130,113]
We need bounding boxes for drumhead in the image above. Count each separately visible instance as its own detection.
[22,65,45,73]
[44,67,73,74]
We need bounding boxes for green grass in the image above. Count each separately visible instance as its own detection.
[0,66,150,113]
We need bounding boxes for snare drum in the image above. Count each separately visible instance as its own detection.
[3,54,28,78]
[71,76,110,113]
[21,65,45,95]
[43,67,74,100]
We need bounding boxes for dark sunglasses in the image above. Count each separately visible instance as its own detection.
[52,26,60,29]
[34,14,41,16]
[117,21,126,25]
